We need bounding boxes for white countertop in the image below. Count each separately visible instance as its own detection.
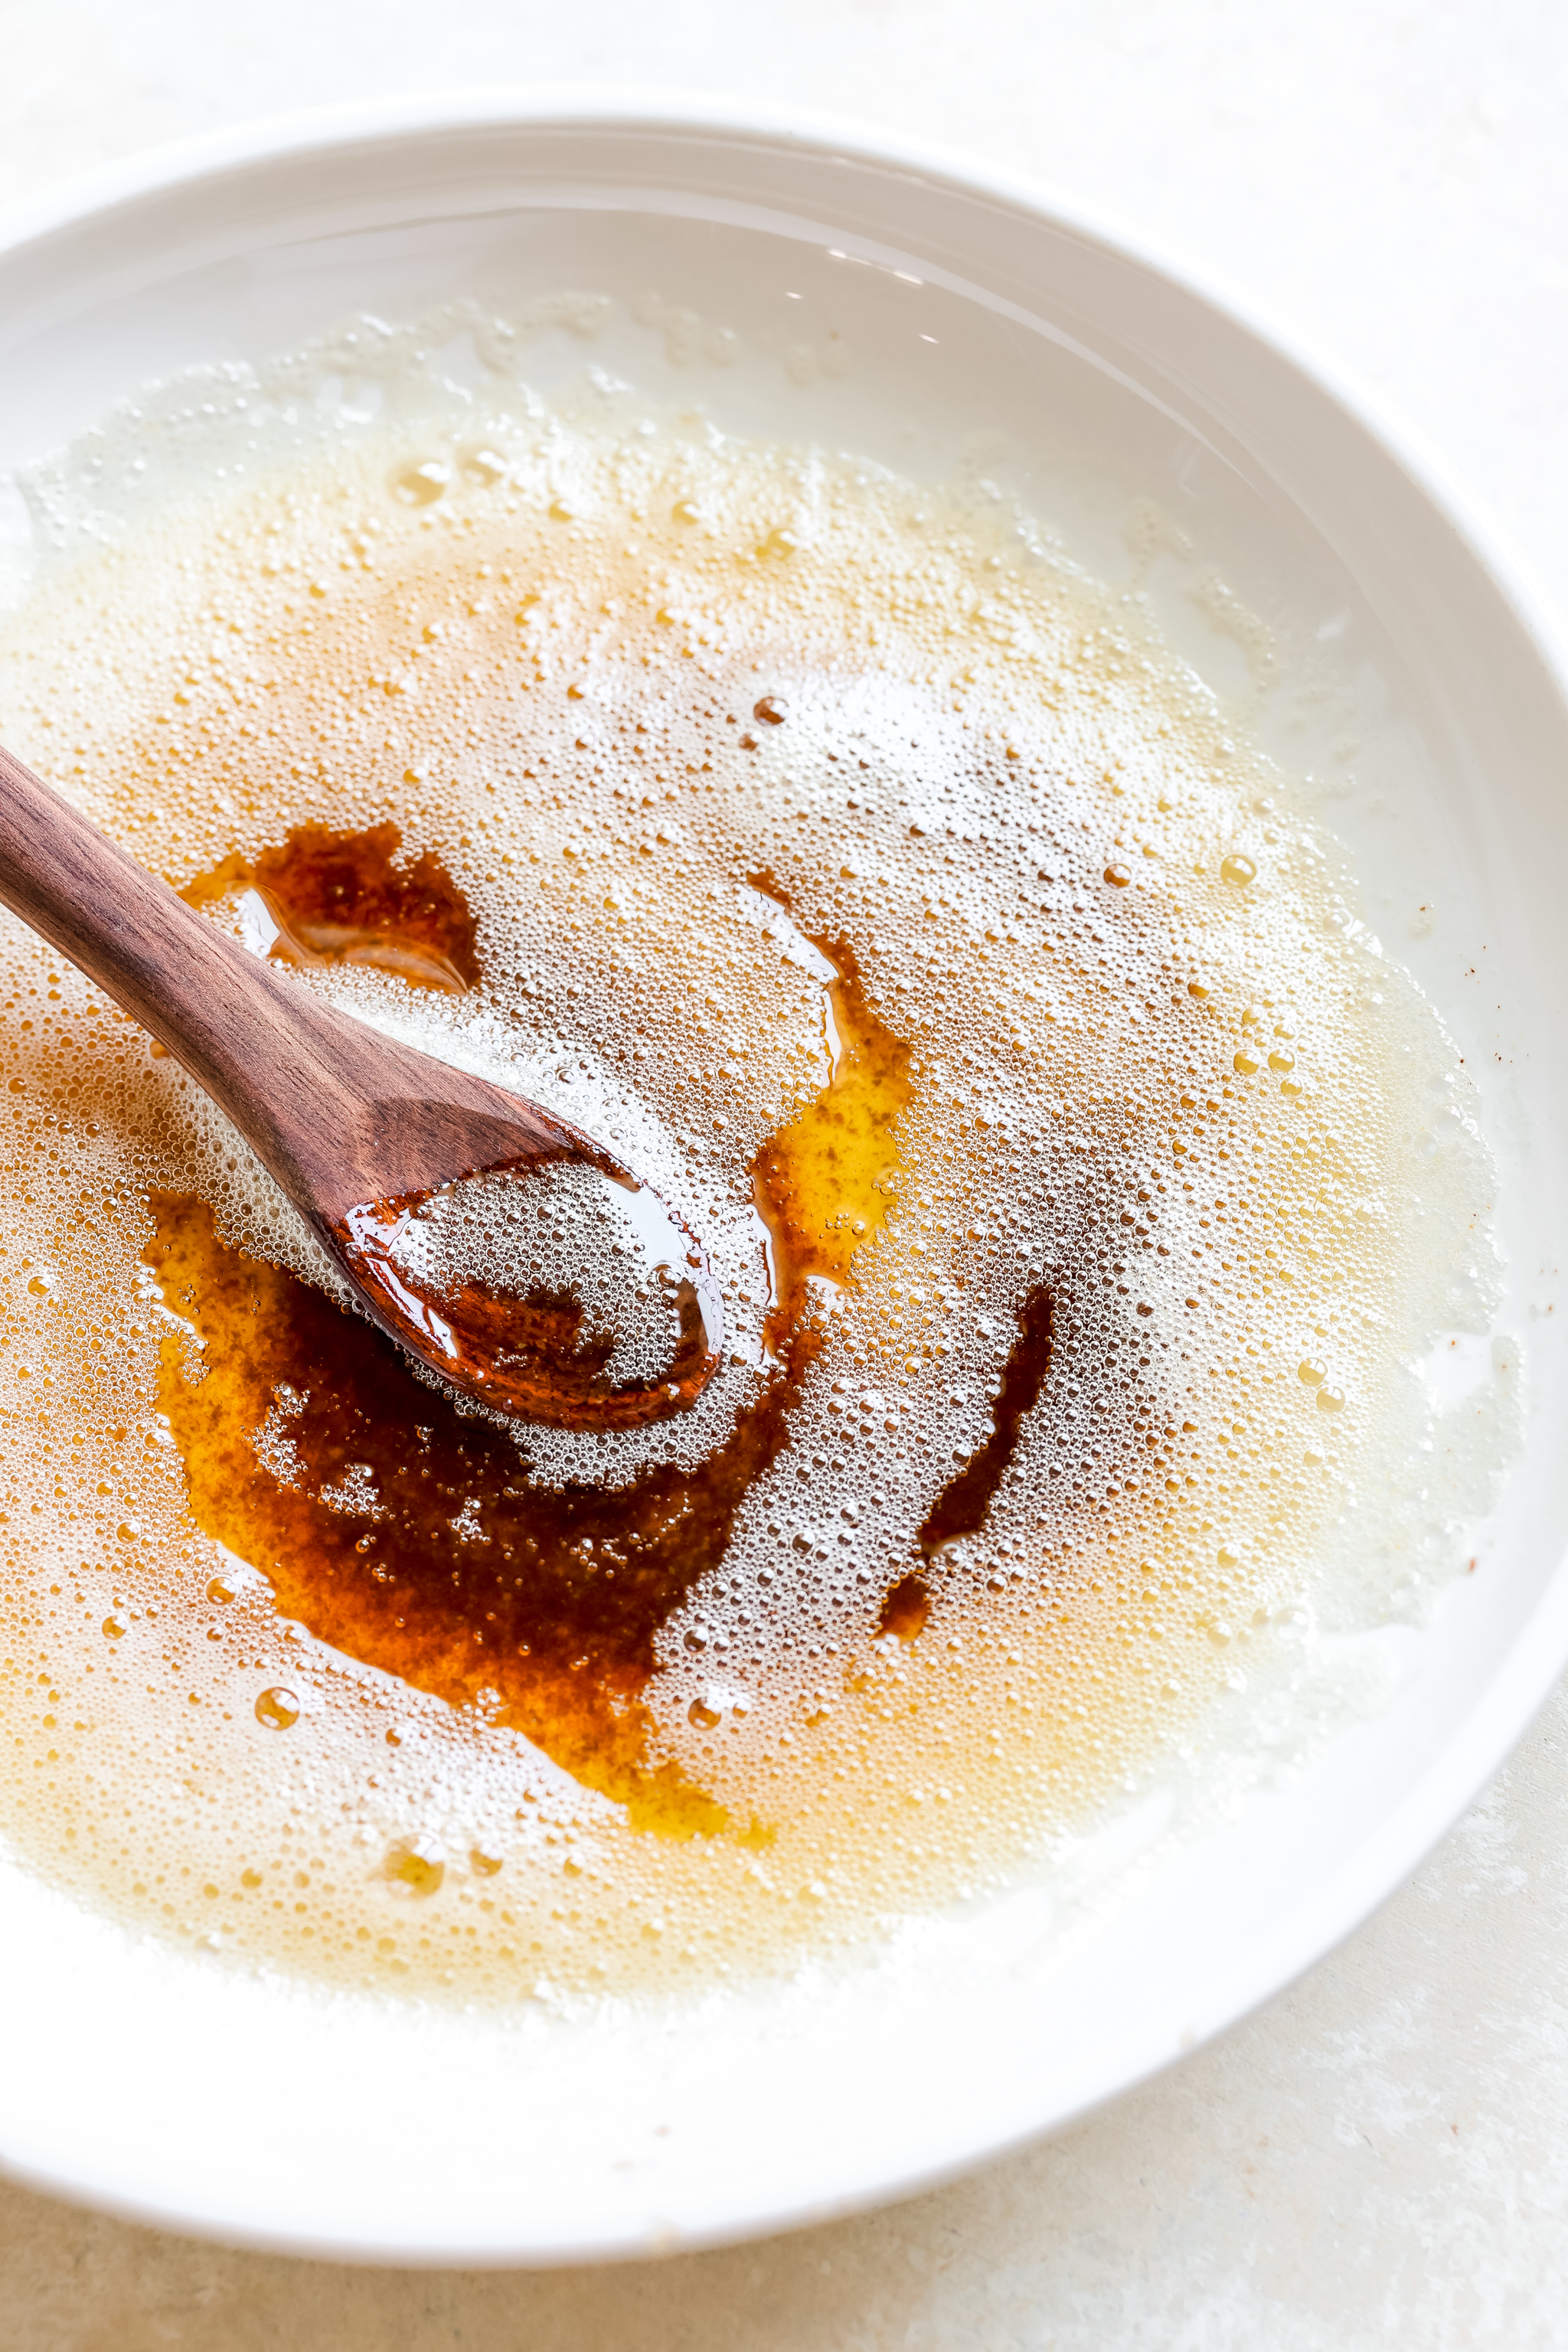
[3,5,1566,2344]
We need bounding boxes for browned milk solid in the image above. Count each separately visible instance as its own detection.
[0,335,1499,2000]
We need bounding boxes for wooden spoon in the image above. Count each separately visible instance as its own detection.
[0,743,724,1430]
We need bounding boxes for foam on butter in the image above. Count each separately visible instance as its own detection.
[0,300,1511,2004]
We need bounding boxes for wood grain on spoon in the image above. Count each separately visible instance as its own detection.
[0,743,723,1429]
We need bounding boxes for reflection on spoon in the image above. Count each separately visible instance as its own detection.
[330,1152,726,1432]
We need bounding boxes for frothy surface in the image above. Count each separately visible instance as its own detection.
[0,319,1501,2001]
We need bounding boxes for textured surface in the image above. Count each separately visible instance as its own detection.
[2,3,1568,2343]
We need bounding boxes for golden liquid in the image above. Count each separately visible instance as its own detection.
[748,900,913,1351]
[0,400,1487,1999]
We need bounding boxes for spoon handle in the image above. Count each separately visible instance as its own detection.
[0,742,584,1218]
[0,742,375,1179]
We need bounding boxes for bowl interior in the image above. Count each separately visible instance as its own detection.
[0,101,1566,2262]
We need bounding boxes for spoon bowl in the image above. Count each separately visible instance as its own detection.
[332,1148,724,1429]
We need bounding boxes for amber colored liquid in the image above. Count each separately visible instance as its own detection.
[919,1284,1054,1558]
[155,828,942,1834]
[147,1191,814,1836]
[0,398,1473,2003]
[876,1573,931,1643]
[746,879,913,1353]
[183,822,481,994]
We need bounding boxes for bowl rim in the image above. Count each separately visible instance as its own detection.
[2,87,1568,2262]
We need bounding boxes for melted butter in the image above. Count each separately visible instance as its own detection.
[0,348,1499,2003]
[746,893,913,1351]
[146,1187,796,1837]
[919,1284,1054,1558]
[876,1573,931,1643]
[183,822,479,994]
[151,831,897,1830]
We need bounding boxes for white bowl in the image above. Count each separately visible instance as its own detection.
[1,92,1566,2265]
